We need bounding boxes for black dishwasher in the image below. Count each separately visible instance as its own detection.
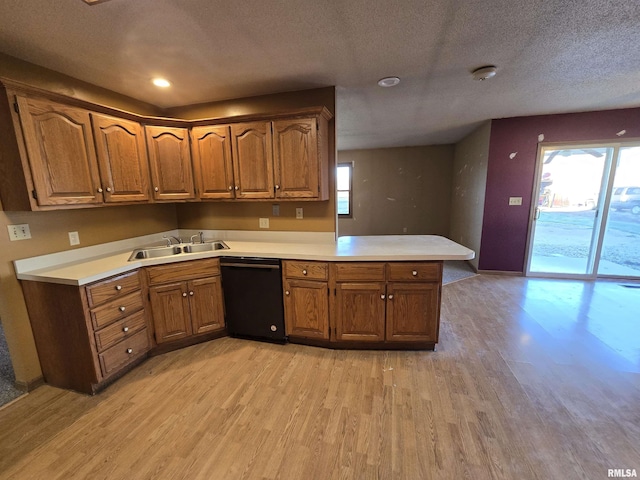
[220,257,286,343]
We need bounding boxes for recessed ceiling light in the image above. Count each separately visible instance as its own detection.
[377,77,400,88]
[152,78,172,88]
[471,66,497,81]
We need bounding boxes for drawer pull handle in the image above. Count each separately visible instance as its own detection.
[285,290,290,296]
[302,269,307,275]
[182,292,187,297]
[412,270,418,276]
[381,294,385,300]
[388,294,394,300]
[115,285,122,291]
[126,348,133,354]
[189,291,194,296]
[123,326,129,332]
[119,306,126,312]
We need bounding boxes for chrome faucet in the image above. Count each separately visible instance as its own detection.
[190,231,204,244]
[163,235,183,246]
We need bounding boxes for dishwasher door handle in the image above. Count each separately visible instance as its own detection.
[221,263,280,269]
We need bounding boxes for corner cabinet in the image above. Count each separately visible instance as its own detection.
[146,259,225,345]
[282,261,330,340]
[20,270,150,394]
[145,125,196,201]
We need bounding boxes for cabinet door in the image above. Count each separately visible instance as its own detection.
[149,282,192,344]
[188,276,225,335]
[91,113,151,203]
[16,95,103,206]
[273,118,319,199]
[145,125,195,201]
[283,279,329,339]
[335,282,386,342]
[230,122,274,199]
[386,283,440,342]
[191,125,235,199]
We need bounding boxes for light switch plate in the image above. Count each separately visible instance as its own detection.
[296,207,303,219]
[7,224,31,241]
[509,197,523,206]
[68,231,80,245]
[259,218,270,229]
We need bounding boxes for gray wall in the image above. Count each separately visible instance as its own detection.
[449,122,491,270]
[338,146,454,237]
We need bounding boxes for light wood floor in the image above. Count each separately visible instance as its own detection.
[1,275,639,479]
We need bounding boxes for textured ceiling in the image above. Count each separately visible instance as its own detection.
[0,0,639,150]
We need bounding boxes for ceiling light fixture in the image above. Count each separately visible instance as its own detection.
[152,78,172,88]
[377,76,400,88]
[471,66,497,81]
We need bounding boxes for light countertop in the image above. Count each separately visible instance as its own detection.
[15,233,474,286]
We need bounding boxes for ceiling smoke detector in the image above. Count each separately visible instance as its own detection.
[377,76,400,87]
[471,66,497,81]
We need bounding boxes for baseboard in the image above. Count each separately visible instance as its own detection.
[477,269,523,276]
[14,376,44,392]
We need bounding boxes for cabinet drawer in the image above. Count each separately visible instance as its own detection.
[94,309,147,352]
[90,291,143,330]
[334,263,386,282]
[86,271,141,307]
[387,262,442,282]
[146,258,220,285]
[283,261,328,280]
[98,328,149,377]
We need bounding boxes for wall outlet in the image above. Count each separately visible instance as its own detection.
[509,197,523,206]
[68,231,80,246]
[296,207,304,219]
[259,218,270,229]
[7,224,31,241]
[272,204,280,216]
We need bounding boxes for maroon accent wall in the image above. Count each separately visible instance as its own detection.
[479,108,640,272]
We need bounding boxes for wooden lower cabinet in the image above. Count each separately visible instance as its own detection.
[284,279,329,339]
[332,262,442,347]
[146,259,225,345]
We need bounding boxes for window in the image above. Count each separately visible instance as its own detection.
[337,163,352,217]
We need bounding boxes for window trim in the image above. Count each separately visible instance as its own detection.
[337,162,353,218]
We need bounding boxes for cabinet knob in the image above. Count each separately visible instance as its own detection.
[123,326,129,332]
[154,186,159,192]
[115,285,122,291]
[106,187,112,192]
[234,185,239,190]
[285,290,290,296]
[119,306,126,312]
[275,184,280,190]
[189,291,194,296]
[182,292,187,297]
[228,186,233,191]
[97,187,103,193]
[126,348,133,354]
[388,294,394,300]
[302,269,307,275]
[412,270,418,276]
[381,294,386,300]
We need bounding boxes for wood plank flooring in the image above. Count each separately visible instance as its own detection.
[1,275,638,479]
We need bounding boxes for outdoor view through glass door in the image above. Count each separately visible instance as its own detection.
[527,144,640,278]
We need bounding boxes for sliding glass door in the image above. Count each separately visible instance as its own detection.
[526,142,640,279]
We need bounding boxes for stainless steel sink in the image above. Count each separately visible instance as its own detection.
[182,240,229,253]
[128,240,229,261]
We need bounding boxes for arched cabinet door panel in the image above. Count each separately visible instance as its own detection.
[230,121,274,199]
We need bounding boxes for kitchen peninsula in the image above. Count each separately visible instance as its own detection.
[15,231,473,394]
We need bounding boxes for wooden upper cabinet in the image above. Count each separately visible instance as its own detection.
[231,122,274,199]
[273,118,320,199]
[91,113,150,203]
[191,125,235,199]
[145,125,195,201]
[15,95,103,206]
